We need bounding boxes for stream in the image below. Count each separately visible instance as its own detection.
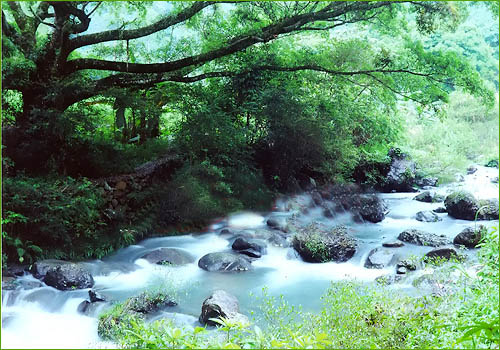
[2,165,498,349]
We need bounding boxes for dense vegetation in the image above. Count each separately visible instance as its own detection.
[2,2,498,265]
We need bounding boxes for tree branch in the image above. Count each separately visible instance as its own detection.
[65,1,400,75]
[6,1,30,32]
[2,10,32,54]
[68,1,214,51]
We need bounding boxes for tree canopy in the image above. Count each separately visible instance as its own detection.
[2,1,493,118]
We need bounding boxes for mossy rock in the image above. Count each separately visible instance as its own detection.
[444,191,480,220]
[292,224,357,263]
[97,291,176,340]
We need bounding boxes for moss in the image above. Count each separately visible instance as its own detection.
[97,291,176,341]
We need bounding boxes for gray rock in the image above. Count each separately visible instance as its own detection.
[445,192,498,220]
[198,252,252,272]
[357,195,387,223]
[416,177,438,187]
[219,228,234,235]
[453,226,486,248]
[44,263,94,290]
[292,224,357,263]
[77,300,91,314]
[413,191,444,203]
[491,176,499,184]
[310,191,324,206]
[140,248,195,266]
[412,274,450,296]
[364,248,398,269]
[383,149,417,192]
[466,165,478,175]
[382,241,404,248]
[31,260,72,279]
[397,229,448,247]
[3,264,28,277]
[445,191,479,220]
[425,247,461,261]
[477,199,499,220]
[98,291,176,338]
[266,216,288,233]
[89,289,107,303]
[199,290,249,326]
[433,207,447,213]
[416,211,442,222]
[232,237,267,258]
[268,231,290,247]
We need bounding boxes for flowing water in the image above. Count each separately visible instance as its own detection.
[2,166,498,349]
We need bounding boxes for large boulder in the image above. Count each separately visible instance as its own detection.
[416,211,442,222]
[43,263,94,290]
[477,199,499,220]
[31,259,72,279]
[198,252,252,272]
[397,229,448,247]
[413,191,444,203]
[383,148,417,192]
[364,248,398,269]
[231,237,267,258]
[140,248,195,266]
[453,225,486,248]
[199,290,249,326]
[444,191,480,220]
[445,192,499,220]
[292,224,357,263]
[357,195,387,223]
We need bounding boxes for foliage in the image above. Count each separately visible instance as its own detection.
[402,90,499,183]
[158,160,273,229]
[0,176,148,262]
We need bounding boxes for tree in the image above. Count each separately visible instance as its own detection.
[1,1,493,172]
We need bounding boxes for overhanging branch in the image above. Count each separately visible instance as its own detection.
[67,1,214,52]
[64,1,399,75]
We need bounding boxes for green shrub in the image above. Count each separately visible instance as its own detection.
[1,176,108,262]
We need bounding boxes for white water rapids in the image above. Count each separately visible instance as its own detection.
[1,166,498,348]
